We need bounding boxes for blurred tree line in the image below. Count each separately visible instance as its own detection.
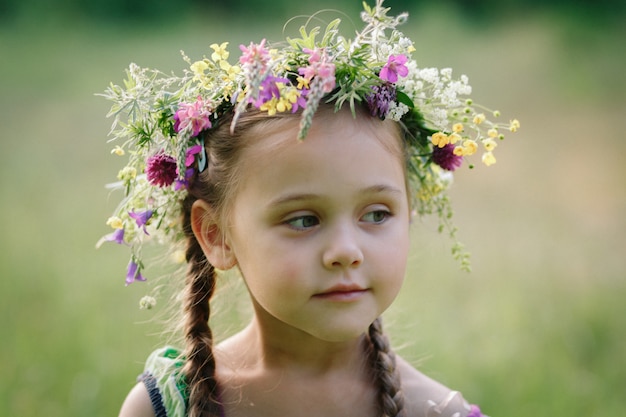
[1,0,624,26]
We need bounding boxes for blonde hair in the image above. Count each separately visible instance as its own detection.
[180,103,406,417]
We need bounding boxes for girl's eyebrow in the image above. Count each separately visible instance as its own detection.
[267,184,404,208]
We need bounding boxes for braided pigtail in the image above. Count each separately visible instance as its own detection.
[181,195,222,417]
[369,316,405,417]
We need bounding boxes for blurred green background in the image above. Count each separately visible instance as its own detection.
[1,0,625,415]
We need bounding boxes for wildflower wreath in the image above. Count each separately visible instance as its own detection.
[98,0,519,293]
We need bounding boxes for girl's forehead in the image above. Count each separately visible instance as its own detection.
[243,107,403,161]
[232,111,407,199]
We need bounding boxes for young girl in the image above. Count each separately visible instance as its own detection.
[99,2,519,416]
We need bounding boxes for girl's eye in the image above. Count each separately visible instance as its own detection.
[361,210,390,224]
[285,215,320,230]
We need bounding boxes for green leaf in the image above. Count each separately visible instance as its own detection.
[396,91,414,108]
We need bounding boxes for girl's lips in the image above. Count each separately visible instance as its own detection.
[313,284,369,302]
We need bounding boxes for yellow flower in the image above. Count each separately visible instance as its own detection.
[171,249,186,264]
[452,123,464,133]
[482,151,496,166]
[260,98,278,115]
[210,42,229,62]
[283,87,301,104]
[473,113,486,125]
[117,166,137,181]
[111,146,125,156]
[448,132,462,144]
[453,146,465,156]
[223,63,241,80]
[482,138,498,151]
[276,99,290,113]
[190,60,208,76]
[296,76,310,90]
[462,139,478,156]
[431,132,449,148]
[487,128,498,138]
[509,119,521,132]
[106,216,124,229]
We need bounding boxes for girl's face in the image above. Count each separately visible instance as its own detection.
[226,109,410,343]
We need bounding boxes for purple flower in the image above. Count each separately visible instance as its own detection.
[96,228,125,248]
[126,260,146,286]
[379,54,408,83]
[365,84,397,118]
[173,96,212,137]
[255,75,290,107]
[292,89,308,113]
[185,145,203,167]
[432,143,463,171]
[174,168,195,191]
[129,210,153,234]
[467,405,484,417]
[145,152,177,187]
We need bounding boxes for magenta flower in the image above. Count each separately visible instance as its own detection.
[173,97,212,137]
[129,210,153,234]
[432,143,463,171]
[379,54,409,83]
[126,260,146,286]
[365,84,397,118]
[145,152,177,187]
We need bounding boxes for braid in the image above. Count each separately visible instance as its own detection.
[368,317,405,417]
[181,195,222,417]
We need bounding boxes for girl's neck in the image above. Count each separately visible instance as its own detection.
[214,316,379,417]
[217,314,371,377]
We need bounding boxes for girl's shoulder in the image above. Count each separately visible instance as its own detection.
[118,347,188,417]
[396,356,487,417]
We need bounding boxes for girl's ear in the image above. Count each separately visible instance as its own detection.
[190,200,237,270]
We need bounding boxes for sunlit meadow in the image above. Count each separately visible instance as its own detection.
[1,5,624,416]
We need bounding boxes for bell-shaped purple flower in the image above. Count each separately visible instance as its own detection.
[129,210,153,234]
[126,260,146,285]
[96,228,125,248]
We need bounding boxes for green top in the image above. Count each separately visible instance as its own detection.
[143,347,189,417]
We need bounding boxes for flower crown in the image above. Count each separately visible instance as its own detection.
[98,0,519,293]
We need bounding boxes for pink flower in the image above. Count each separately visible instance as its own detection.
[173,97,212,137]
[379,54,408,83]
[298,48,336,94]
[239,39,270,67]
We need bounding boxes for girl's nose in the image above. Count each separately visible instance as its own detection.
[322,224,364,269]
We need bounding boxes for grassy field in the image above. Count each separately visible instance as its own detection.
[1,6,625,416]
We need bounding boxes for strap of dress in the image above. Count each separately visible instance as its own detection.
[139,371,168,417]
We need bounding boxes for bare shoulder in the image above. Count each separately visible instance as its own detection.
[396,355,474,417]
[118,382,156,417]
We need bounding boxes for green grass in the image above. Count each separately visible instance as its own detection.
[1,8,625,417]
